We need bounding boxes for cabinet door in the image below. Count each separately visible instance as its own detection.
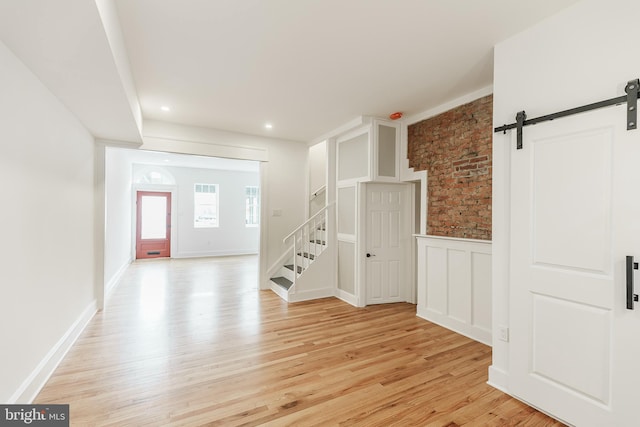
[337,127,371,184]
[373,120,400,181]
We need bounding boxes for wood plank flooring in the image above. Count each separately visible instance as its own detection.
[36,256,564,426]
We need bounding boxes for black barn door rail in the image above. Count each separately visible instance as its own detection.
[495,78,640,149]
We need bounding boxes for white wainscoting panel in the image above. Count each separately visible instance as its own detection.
[416,235,492,345]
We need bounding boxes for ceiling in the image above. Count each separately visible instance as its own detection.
[0,0,582,143]
[0,0,142,143]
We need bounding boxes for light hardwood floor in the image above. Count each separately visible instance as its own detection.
[36,256,564,426]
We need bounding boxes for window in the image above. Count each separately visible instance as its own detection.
[194,183,219,228]
[245,186,260,227]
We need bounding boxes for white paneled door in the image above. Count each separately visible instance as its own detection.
[365,183,411,305]
[509,104,640,426]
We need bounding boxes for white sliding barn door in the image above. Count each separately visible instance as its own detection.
[509,104,640,426]
[365,183,411,305]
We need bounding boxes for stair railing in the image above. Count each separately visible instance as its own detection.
[283,202,334,286]
[309,185,326,200]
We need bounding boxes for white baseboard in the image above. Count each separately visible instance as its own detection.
[336,289,358,307]
[173,249,258,259]
[9,300,98,403]
[487,365,509,394]
[289,287,335,303]
[269,281,290,302]
[105,258,131,302]
[417,306,492,346]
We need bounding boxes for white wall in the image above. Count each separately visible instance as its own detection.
[104,147,133,296]
[165,166,259,257]
[334,127,372,306]
[491,0,640,390]
[0,40,97,402]
[308,141,326,216]
[308,141,326,194]
[140,120,308,287]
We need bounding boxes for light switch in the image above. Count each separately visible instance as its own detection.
[499,326,509,342]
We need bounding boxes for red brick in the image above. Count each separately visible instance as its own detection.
[408,95,492,240]
[469,156,489,163]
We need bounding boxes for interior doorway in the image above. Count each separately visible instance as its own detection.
[101,145,265,310]
[363,182,413,305]
[135,191,171,259]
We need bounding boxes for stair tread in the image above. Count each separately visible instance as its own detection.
[309,239,327,245]
[284,264,304,274]
[271,276,293,290]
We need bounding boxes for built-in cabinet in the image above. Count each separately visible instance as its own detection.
[335,118,404,306]
[336,119,400,184]
[373,121,400,181]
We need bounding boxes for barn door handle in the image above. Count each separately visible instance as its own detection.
[626,256,639,310]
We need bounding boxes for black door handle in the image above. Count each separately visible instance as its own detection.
[626,255,639,310]
[366,253,375,258]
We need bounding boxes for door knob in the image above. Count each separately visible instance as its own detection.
[366,253,375,258]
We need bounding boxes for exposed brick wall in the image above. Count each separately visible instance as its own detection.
[408,95,493,240]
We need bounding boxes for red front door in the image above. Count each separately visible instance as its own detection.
[136,191,171,259]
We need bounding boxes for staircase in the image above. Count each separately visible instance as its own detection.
[270,204,334,302]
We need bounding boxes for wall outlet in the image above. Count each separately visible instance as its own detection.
[499,326,509,342]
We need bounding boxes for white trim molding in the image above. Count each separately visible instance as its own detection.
[488,366,509,393]
[416,235,492,346]
[105,257,131,302]
[310,116,372,146]
[9,300,98,403]
[141,136,269,162]
[173,249,259,259]
[288,287,335,303]
[336,289,358,306]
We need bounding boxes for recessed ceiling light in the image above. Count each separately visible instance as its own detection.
[161,106,170,112]
[265,123,273,129]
